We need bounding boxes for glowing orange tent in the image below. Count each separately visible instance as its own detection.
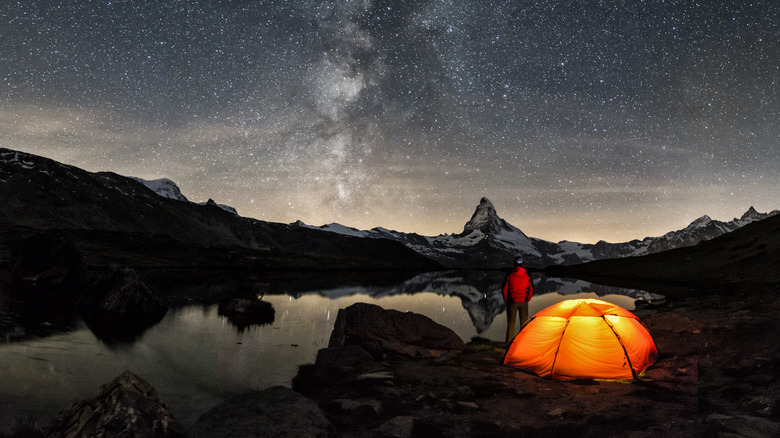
[503,298,659,380]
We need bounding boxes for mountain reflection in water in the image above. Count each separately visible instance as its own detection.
[281,271,659,336]
[0,271,660,432]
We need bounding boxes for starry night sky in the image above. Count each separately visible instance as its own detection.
[2,1,778,243]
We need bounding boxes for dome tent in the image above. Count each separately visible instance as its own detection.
[503,298,659,380]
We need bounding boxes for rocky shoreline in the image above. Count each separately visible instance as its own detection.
[9,281,777,437]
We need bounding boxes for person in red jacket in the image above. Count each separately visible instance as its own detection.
[503,257,534,343]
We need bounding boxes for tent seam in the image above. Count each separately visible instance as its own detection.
[636,318,661,357]
[548,318,571,379]
[601,315,638,380]
[549,300,584,379]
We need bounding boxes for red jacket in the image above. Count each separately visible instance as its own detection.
[503,267,533,302]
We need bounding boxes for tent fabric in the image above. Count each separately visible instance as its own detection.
[503,298,659,380]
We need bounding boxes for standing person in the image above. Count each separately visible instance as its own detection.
[503,257,534,344]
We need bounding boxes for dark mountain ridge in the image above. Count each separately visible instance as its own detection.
[0,148,439,271]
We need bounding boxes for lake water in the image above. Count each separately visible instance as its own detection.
[0,271,659,432]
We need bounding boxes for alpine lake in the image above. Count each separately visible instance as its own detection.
[0,270,661,432]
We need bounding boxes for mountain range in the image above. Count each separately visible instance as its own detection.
[299,197,778,268]
[1,147,776,271]
[546,210,780,299]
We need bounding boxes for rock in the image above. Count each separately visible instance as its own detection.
[10,232,88,303]
[328,303,465,359]
[80,266,168,321]
[187,386,334,438]
[79,267,168,342]
[217,297,274,329]
[546,408,566,417]
[703,413,780,437]
[456,401,479,410]
[328,398,383,416]
[373,416,415,438]
[746,396,775,417]
[314,345,380,379]
[357,371,394,381]
[44,370,184,438]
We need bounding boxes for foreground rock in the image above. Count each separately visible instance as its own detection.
[328,302,465,359]
[79,267,169,342]
[314,345,381,380]
[25,286,780,437]
[292,289,780,437]
[45,371,184,438]
[187,386,334,438]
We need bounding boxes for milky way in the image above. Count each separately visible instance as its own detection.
[1,1,778,242]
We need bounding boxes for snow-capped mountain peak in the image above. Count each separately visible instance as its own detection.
[130,176,239,215]
[296,196,541,268]
[458,197,538,255]
[130,177,189,202]
[462,197,501,235]
[740,206,760,222]
[687,215,712,230]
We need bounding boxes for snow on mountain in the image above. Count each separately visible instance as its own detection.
[457,198,541,257]
[130,176,239,216]
[301,221,371,238]
[0,148,75,180]
[130,177,189,202]
[0,149,35,170]
[632,210,777,256]
[735,206,772,226]
[540,208,777,264]
[198,199,239,216]
[551,241,598,264]
[688,215,713,230]
[462,197,504,235]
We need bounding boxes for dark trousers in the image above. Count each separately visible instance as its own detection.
[505,301,529,343]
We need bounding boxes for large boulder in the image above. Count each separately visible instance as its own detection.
[44,370,184,438]
[187,386,334,438]
[328,303,465,359]
[79,267,169,342]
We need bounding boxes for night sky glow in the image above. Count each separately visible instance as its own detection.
[2,1,778,243]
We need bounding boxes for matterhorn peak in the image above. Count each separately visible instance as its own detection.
[462,197,504,236]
